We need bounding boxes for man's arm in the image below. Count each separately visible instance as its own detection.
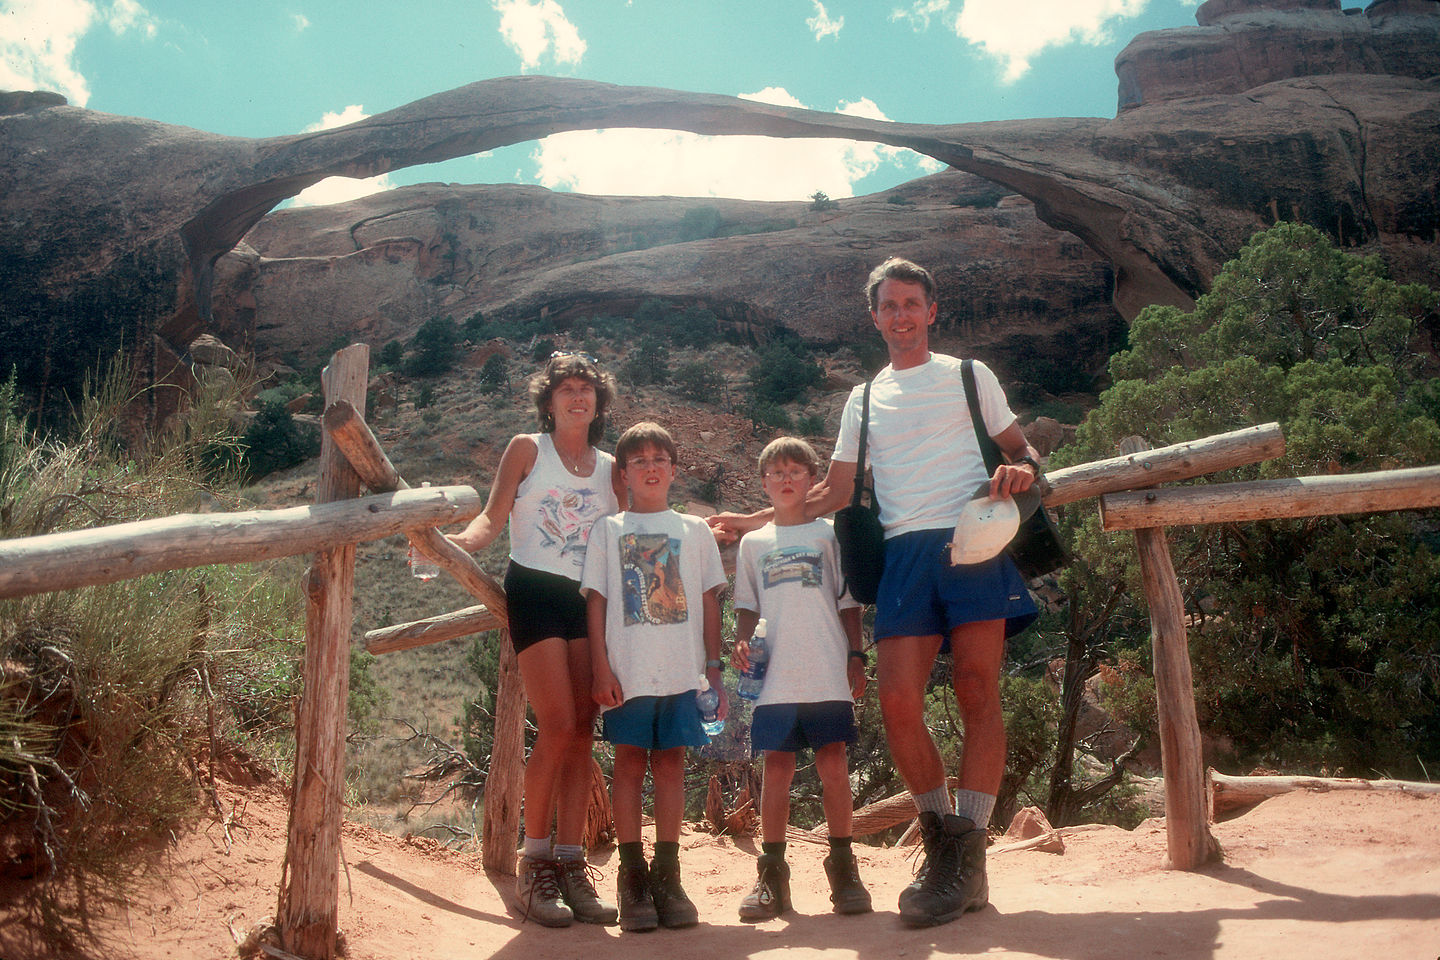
[989,422,1042,500]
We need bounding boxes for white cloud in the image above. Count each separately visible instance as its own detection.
[0,0,97,104]
[292,12,310,31]
[807,1,843,41]
[292,105,396,207]
[529,88,930,202]
[953,0,1149,83]
[491,0,585,72]
[890,0,951,31]
[0,0,159,105]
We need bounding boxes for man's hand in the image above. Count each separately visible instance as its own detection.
[988,461,1038,500]
[707,511,762,546]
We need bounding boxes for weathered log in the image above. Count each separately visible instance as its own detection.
[324,399,508,623]
[1099,464,1440,530]
[277,344,367,960]
[1121,437,1218,871]
[583,757,613,850]
[844,791,919,838]
[482,636,526,877]
[0,486,480,600]
[1043,423,1284,507]
[1208,769,1440,817]
[363,605,503,655]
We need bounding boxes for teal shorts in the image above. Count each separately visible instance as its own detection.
[602,693,708,750]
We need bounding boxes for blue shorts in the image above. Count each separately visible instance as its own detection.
[602,693,708,750]
[750,701,857,755]
[874,528,1038,649]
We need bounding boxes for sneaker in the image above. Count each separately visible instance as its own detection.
[557,858,619,925]
[617,860,658,933]
[823,851,872,915]
[648,857,700,928]
[515,856,573,927]
[737,853,791,921]
[898,812,988,928]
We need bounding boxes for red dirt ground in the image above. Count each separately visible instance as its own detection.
[2,780,1437,960]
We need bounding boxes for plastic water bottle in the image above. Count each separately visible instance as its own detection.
[407,543,439,580]
[696,677,723,737]
[736,618,769,701]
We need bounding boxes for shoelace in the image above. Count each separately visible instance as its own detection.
[521,858,564,923]
[560,858,604,899]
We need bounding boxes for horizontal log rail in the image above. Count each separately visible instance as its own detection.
[1099,464,1440,530]
[325,399,508,625]
[1043,423,1285,507]
[364,604,503,654]
[0,486,481,600]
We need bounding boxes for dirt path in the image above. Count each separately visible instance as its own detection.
[3,784,1437,960]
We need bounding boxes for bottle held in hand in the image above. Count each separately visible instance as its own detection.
[736,618,769,701]
[696,677,724,737]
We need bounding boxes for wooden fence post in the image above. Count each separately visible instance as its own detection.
[277,344,368,959]
[1119,437,1217,870]
[483,639,526,875]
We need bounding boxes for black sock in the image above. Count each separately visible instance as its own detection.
[828,835,853,856]
[652,840,680,866]
[618,841,645,867]
[761,841,787,860]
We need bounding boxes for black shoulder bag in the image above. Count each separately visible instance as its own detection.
[832,379,886,604]
[961,359,1070,580]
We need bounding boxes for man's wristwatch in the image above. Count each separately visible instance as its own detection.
[1014,454,1043,476]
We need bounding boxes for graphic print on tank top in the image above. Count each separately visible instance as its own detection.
[535,486,606,564]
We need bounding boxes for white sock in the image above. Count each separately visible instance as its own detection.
[522,834,552,859]
[953,789,995,829]
[553,843,585,863]
[913,786,952,817]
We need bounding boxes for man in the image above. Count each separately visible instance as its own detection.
[710,257,1041,927]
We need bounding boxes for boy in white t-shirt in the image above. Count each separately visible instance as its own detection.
[582,422,727,933]
[730,437,871,921]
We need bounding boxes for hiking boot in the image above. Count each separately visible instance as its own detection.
[823,850,873,915]
[898,812,988,927]
[737,853,791,921]
[515,856,573,927]
[617,859,658,932]
[648,857,700,928]
[557,858,619,925]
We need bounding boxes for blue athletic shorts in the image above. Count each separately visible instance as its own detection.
[602,693,708,750]
[750,701,857,755]
[874,528,1038,649]
[504,561,587,653]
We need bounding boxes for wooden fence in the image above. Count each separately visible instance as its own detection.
[3,344,1438,959]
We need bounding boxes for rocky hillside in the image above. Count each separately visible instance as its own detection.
[1,0,1436,428]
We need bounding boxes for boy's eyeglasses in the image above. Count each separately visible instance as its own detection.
[764,469,812,483]
[627,456,672,470]
[550,350,599,365]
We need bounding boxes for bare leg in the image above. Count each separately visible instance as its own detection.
[649,746,686,843]
[760,751,797,844]
[553,635,599,848]
[517,637,579,843]
[611,744,649,845]
[876,633,946,793]
[949,619,1007,795]
[814,741,854,837]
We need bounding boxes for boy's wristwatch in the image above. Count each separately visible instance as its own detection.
[705,659,725,671]
[848,650,868,664]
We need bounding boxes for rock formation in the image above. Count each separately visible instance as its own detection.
[1,0,1435,426]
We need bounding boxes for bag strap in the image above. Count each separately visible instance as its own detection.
[850,379,872,509]
[962,359,1003,477]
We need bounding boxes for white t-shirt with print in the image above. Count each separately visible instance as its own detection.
[580,509,727,704]
[732,519,860,708]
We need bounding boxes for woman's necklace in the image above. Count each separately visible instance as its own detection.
[554,442,592,476]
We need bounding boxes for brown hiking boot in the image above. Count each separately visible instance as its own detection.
[737,853,791,921]
[557,858,619,925]
[515,856,573,927]
[823,850,872,915]
[648,857,700,928]
[616,859,658,932]
[898,812,988,927]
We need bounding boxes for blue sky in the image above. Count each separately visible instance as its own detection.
[3,0,1202,204]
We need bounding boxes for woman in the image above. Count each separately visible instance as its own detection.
[448,352,625,927]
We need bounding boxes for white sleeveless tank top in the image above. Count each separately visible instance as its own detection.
[508,433,619,580]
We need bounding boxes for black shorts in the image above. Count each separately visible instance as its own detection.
[504,561,587,654]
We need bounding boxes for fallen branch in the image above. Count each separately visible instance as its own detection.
[1208,768,1440,817]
